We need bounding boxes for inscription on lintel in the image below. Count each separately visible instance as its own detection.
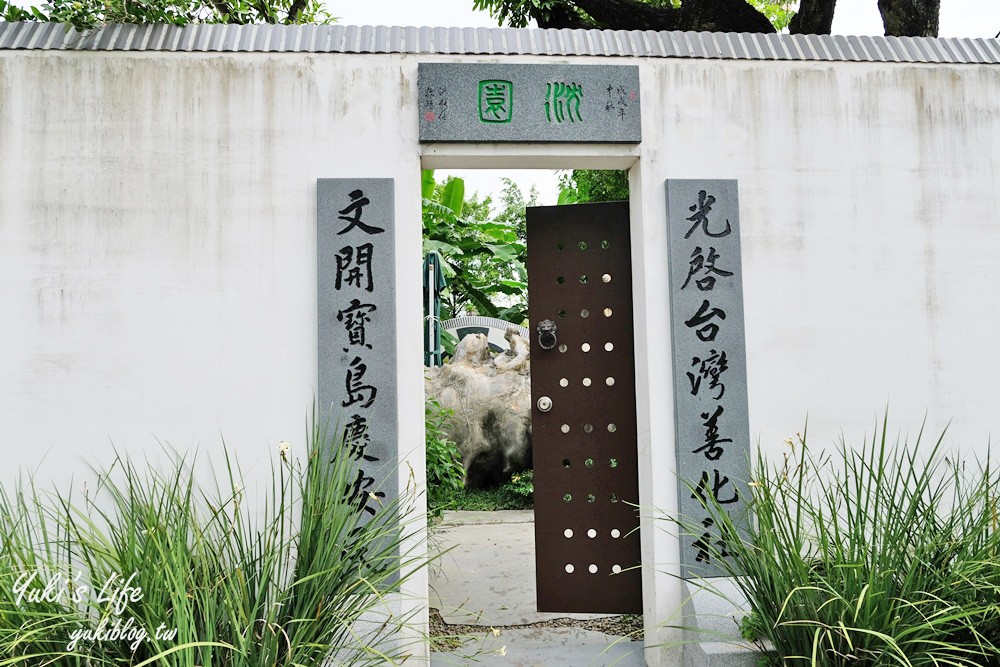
[418,63,641,143]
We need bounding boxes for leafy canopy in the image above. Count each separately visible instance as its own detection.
[472,0,940,37]
[1,0,332,30]
[422,170,534,325]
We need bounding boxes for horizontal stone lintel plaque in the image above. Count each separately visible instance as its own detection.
[418,63,641,143]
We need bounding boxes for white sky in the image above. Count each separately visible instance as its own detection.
[331,0,1000,206]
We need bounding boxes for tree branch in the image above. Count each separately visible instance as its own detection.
[286,0,307,23]
[527,3,596,28]
[877,0,939,37]
[209,0,233,20]
[255,0,275,23]
[788,0,836,34]
[556,0,775,33]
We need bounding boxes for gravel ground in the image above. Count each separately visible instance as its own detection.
[429,607,644,650]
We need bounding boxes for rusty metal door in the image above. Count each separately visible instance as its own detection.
[527,201,643,614]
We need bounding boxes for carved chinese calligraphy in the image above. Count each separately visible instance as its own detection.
[318,178,398,532]
[666,180,751,578]
[417,63,640,143]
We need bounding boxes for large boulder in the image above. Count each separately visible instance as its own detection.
[425,328,531,489]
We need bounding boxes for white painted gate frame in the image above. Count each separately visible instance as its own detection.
[422,143,682,664]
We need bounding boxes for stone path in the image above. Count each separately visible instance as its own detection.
[428,510,646,666]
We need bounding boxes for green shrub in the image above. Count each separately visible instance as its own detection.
[505,469,534,499]
[0,416,426,666]
[425,398,465,517]
[423,398,534,515]
[684,415,1000,666]
[444,474,534,511]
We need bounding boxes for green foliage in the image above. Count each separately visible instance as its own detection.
[3,0,332,31]
[423,397,534,514]
[422,170,533,325]
[443,479,534,511]
[558,169,629,204]
[681,416,1000,665]
[473,0,793,30]
[425,398,466,517]
[747,0,796,31]
[0,417,425,666]
[1,0,35,21]
[504,469,534,498]
[472,0,582,28]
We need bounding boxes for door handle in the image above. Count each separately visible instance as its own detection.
[537,319,558,350]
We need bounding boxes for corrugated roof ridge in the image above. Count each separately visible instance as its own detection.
[0,21,997,64]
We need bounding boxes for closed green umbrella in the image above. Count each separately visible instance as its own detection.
[423,251,446,366]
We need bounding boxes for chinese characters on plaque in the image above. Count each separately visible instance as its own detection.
[665,180,751,578]
[418,63,640,143]
[318,179,399,562]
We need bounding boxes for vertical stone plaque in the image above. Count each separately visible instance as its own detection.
[665,180,751,579]
[318,178,398,512]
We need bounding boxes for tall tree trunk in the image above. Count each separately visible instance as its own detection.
[788,0,837,35]
[877,0,940,37]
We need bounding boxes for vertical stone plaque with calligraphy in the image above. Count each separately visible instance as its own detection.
[665,180,751,579]
[318,178,398,516]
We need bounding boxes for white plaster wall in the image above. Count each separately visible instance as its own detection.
[640,59,1000,456]
[2,46,1000,665]
[0,50,428,658]
[632,60,1000,660]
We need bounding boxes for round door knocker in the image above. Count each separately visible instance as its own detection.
[537,319,558,350]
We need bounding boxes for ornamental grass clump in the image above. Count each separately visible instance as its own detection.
[688,415,1000,666]
[0,417,425,666]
